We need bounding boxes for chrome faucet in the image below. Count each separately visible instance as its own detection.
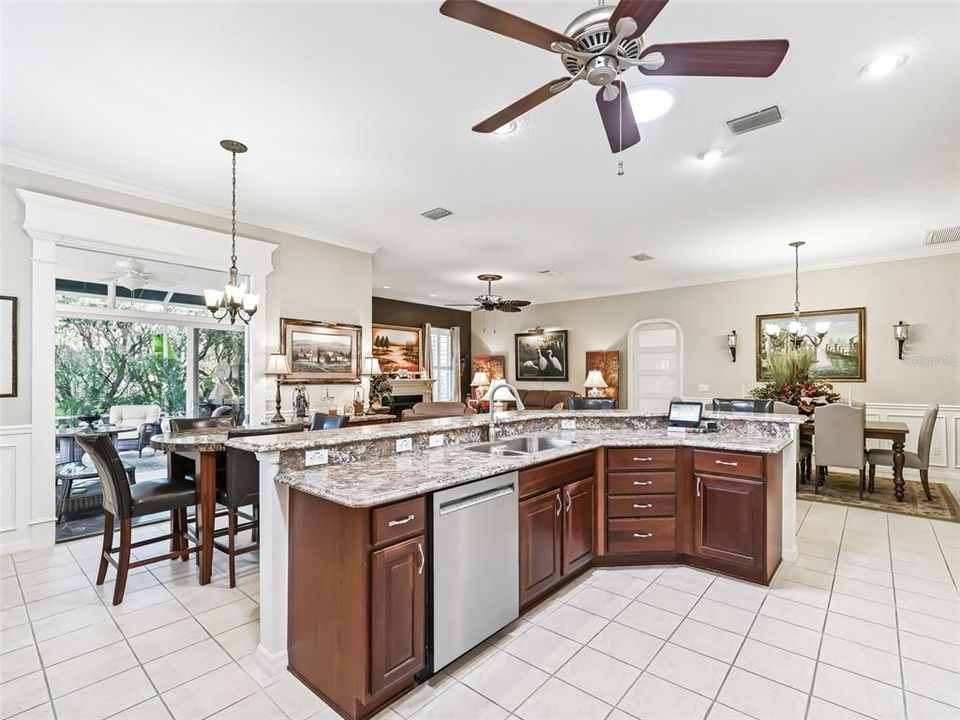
[487,380,525,441]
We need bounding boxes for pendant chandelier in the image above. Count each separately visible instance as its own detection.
[204,139,258,325]
[764,241,829,350]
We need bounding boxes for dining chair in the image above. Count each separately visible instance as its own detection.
[773,402,813,488]
[168,416,236,432]
[712,398,775,413]
[75,432,198,604]
[309,412,350,430]
[813,403,867,497]
[867,404,939,501]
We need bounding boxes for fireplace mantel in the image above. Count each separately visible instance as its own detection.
[390,377,437,402]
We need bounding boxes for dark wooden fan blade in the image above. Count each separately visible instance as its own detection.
[610,0,669,39]
[473,78,571,133]
[444,303,482,308]
[440,0,575,52]
[496,305,522,313]
[596,81,641,154]
[640,40,789,78]
[499,300,531,307]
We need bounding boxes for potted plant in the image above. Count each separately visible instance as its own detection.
[749,348,841,415]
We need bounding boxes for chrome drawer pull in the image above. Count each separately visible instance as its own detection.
[633,457,654,462]
[555,493,562,516]
[633,480,653,486]
[633,532,654,539]
[697,476,702,497]
[633,503,653,509]
[388,514,415,527]
[715,460,738,467]
[564,490,572,513]
[417,542,425,575]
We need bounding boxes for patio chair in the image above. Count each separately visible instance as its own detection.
[109,404,161,456]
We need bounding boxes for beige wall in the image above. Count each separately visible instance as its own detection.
[0,163,373,427]
[472,254,960,406]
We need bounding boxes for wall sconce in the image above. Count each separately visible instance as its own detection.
[893,321,910,360]
[727,330,738,362]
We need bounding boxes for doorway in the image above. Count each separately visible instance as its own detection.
[627,319,684,412]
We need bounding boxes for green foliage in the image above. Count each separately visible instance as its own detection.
[750,348,840,414]
[767,348,814,386]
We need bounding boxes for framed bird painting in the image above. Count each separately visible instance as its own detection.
[515,330,568,382]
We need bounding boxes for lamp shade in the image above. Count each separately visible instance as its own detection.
[265,353,291,376]
[482,380,515,402]
[583,369,608,389]
[893,321,910,340]
[361,357,382,376]
[470,371,490,387]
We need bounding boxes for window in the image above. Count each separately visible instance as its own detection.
[430,327,454,402]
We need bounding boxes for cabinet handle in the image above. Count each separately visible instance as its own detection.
[715,460,738,467]
[632,533,654,539]
[416,542,425,575]
[555,493,562,516]
[632,480,653,486]
[388,514,415,527]
[696,476,702,497]
[564,490,572,513]
[633,503,653,509]
[633,457,654,462]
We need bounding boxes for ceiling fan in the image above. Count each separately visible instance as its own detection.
[439,0,789,152]
[99,258,184,291]
[446,274,531,312]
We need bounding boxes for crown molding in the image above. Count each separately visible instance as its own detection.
[1,147,379,255]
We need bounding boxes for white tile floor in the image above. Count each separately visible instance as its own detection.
[2,500,959,720]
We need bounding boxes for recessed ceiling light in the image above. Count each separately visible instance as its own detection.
[429,293,438,297]
[698,148,724,164]
[382,285,391,289]
[492,120,517,135]
[860,54,907,78]
[627,85,676,123]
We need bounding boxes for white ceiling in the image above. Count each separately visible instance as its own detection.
[3,1,959,307]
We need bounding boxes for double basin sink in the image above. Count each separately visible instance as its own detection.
[465,435,576,457]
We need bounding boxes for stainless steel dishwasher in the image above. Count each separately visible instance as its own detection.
[431,472,519,671]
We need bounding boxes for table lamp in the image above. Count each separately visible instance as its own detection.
[583,369,608,398]
[265,353,291,423]
[470,371,490,400]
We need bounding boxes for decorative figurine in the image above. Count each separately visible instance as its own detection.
[293,384,310,419]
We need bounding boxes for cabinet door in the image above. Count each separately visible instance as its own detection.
[562,477,595,575]
[519,491,563,606]
[370,535,426,695]
[694,473,764,569]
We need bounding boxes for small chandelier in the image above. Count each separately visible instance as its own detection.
[204,139,258,325]
[764,241,829,350]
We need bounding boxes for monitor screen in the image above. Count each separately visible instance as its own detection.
[668,401,703,427]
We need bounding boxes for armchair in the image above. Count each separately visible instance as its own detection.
[108,404,162,457]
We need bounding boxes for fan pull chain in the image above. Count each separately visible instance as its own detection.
[617,80,625,176]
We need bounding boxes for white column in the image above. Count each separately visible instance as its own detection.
[781,425,799,562]
[255,450,289,677]
[30,235,57,549]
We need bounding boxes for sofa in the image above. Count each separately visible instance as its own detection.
[516,389,577,410]
[108,404,161,456]
[401,401,476,421]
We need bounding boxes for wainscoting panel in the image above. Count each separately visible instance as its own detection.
[0,425,34,554]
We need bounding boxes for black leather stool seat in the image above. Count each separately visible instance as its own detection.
[130,478,198,517]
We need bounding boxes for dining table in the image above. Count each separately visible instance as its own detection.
[800,419,911,501]
[57,424,134,463]
[150,423,302,585]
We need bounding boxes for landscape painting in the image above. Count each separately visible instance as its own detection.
[372,324,421,374]
[472,355,505,382]
[755,307,866,382]
[585,350,620,406]
[280,318,360,383]
[515,330,568,381]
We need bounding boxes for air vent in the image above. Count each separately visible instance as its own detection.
[726,106,782,135]
[924,226,960,246]
[631,253,654,262]
[421,207,452,220]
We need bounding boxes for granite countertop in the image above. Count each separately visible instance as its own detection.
[150,422,306,453]
[279,428,793,508]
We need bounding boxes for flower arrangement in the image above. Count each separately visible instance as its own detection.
[369,374,393,408]
[749,348,841,414]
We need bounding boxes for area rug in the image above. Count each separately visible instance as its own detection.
[798,471,960,522]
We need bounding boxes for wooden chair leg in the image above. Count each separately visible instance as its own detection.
[920,469,933,501]
[227,507,237,589]
[814,466,821,494]
[113,518,132,606]
[182,506,192,561]
[96,511,114,585]
[179,508,189,556]
[170,510,181,553]
[859,468,866,500]
[251,504,259,544]
[868,464,876,493]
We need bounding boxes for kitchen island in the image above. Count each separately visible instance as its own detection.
[226,409,802,720]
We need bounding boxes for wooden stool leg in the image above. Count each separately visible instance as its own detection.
[868,464,876,493]
[859,468,866,500]
[227,507,237,589]
[251,504,259,544]
[113,518,132,606]
[96,511,114,585]
[182,506,192,561]
[179,508,189,556]
[920,469,932,501]
[170,510,181,553]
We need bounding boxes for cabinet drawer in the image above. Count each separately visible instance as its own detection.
[607,471,676,495]
[693,450,764,479]
[607,447,675,471]
[607,494,675,518]
[519,451,594,499]
[371,496,426,547]
[607,518,676,554]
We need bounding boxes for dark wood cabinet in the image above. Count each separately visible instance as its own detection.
[519,490,563,606]
[693,473,763,569]
[562,477,595,575]
[370,535,426,695]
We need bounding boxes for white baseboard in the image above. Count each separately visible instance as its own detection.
[255,644,289,678]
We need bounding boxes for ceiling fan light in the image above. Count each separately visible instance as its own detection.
[627,85,676,123]
[860,54,907,78]
[698,148,724,164]
[492,120,517,135]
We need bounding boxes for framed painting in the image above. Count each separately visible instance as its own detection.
[515,330,568,381]
[372,324,422,374]
[472,355,505,382]
[0,296,17,398]
[755,307,866,382]
[280,318,361,384]
[585,350,619,407]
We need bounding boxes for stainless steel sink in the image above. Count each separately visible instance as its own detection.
[465,435,576,456]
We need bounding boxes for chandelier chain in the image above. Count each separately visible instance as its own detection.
[230,150,238,270]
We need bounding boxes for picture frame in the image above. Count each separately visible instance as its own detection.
[585,350,619,407]
[755,306,866,382]
[0,296,17,398]
[372,323,422,374]
[472,355,506,382]
[280,318,361,384]
[515,330,568,381]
